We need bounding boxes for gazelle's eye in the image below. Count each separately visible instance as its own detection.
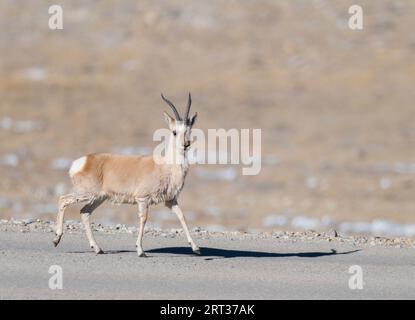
[172,131,177,136]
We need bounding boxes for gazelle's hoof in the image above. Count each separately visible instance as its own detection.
[137,252,147,258]
[92,247,104,254]
[192,247,201,255]
[52,235,62,247]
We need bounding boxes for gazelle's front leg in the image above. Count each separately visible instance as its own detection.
[136,201,148,257]
[166,199,200,255]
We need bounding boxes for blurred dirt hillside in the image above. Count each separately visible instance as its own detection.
[1,0,414,236]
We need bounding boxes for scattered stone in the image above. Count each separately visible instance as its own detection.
[23,218,36,225]
[0,154,19,167]
[263,215,287,227]
[271,231,284,238]
[0,219,413,248]
[328,229,338,237]
[128,227,138,234]
[50,158,72,170]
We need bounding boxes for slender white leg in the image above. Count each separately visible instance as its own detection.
[53,194,77,247]
[80,199,104,254]
[166,199,200,254]
[136,202,148,257]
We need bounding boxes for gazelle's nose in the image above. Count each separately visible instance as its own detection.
[184,141,191,149]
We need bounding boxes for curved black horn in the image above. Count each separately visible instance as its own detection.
[161,93,181,121]
[184,92,192,121]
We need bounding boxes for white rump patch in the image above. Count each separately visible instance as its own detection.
[69,156,87,177]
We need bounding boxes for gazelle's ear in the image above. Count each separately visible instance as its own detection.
[164,112,175,129]
[189,112,198,126]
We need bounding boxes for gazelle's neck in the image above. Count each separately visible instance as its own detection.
[162,138,189,200]
[163,136,189,172]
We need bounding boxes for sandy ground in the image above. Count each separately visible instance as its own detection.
[0,226,414,299]
[1,1,415,235]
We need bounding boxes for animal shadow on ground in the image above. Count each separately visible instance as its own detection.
[147,247,361,260]
[66,247,361,260]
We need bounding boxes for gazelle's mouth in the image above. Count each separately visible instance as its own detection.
[183,142,191,150]
[175,145,190,152]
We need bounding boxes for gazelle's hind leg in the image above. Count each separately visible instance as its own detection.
[80,199,105,254]
[53,194,78,247]
[53,193,94,247]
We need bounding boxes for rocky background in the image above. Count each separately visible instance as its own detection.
[0,0,414,236]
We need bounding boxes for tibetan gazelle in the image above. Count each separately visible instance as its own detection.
[53,93,199,257]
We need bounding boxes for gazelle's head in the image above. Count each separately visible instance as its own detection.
[161,93,197,152]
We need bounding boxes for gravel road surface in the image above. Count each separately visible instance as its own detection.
[0,221,414,299]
